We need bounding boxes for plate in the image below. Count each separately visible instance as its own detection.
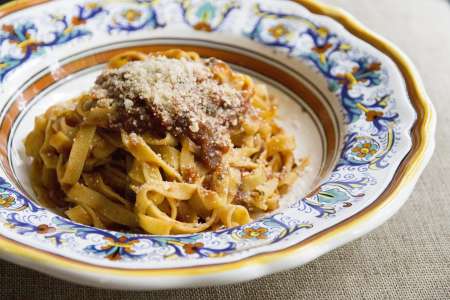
[0,0,435,289]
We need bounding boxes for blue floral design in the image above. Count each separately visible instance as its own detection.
[0,3,105,82]
[0,178,42,212]
[107,0,165,33]
[0,0,412,264]
[179,0,239,32]
[246,4,398,126]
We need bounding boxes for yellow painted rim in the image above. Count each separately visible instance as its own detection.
[0,0,434,278]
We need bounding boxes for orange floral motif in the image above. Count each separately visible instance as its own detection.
[122,9,142,22]
[365,110,384,122]
[312,43,332,54]
[1,24,14,33]
[102,236,139,248]
[183,242,205,254]
[193,22,213,32]
[367,62,381,72]
[71,16,86,25]
[0,4,105,83]
[351,143,377,158]
[1,23,40,53]
[101,236,139,261]
[36,224,56,234]
[106,251,121,261]
[268,24,289,39]
[0,195,14,208]
[242,227,268,239]
[312,43,333,64]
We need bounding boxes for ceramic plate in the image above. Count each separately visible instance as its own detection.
[0,0,435,289]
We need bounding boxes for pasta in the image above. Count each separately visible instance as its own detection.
[24,49,307,234]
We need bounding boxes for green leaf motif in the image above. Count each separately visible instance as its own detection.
[316,188,349,204]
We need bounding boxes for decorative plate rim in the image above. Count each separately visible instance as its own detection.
[0,0,436,289]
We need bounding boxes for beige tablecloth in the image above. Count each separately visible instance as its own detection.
[1,0,449,299]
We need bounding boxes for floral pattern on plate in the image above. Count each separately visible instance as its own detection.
[0,0,412,264]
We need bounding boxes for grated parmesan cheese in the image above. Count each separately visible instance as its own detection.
[91,55,250,169]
